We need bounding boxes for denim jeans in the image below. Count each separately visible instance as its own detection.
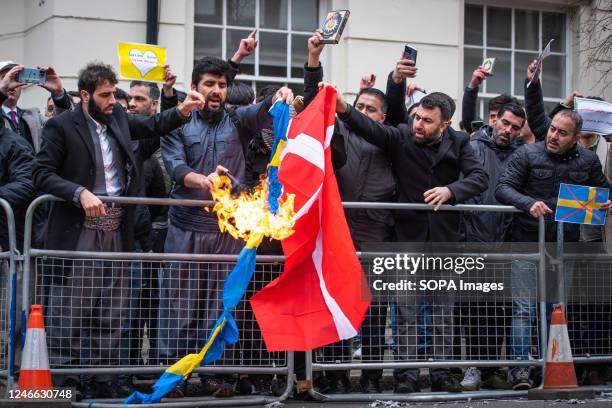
[510,260,538,361]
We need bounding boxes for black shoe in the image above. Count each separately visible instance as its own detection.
[313,375,333,394]
[235,377,255,395]
[114,377,134,397]
[81,380,98,400]
[359,376,383,393]
[394,379,418,393]
[328,375,351,394]
[97,381,118,399]
[431,378,463,393]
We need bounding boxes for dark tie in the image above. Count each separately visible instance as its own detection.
[8,111,18,131]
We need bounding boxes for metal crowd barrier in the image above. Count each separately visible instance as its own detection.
[22,195,294,407]
[17,196,612,405]
[0,198,18,395]
[305,202,549,403]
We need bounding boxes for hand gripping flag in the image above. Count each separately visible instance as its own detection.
[250,85,371,351]
[555,183,609,225]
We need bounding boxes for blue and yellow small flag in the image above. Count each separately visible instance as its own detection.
[555,183,609,225]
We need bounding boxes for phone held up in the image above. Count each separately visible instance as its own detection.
[18,68,47,85]
[403,44,418,63]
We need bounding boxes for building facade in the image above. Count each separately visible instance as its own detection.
[1,0,610,125]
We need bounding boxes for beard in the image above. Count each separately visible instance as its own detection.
[88,98,109,125]
[492,127,512,147]
[200,102,224,123]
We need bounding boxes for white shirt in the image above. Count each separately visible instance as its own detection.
[89,115,122,196]
[2,105,18,125]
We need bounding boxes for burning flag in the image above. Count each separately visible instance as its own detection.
[124,105,296,404]
[250,85,371,351]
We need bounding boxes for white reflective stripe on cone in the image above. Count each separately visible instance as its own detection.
[21,328,50,370]
[546,324,573,363]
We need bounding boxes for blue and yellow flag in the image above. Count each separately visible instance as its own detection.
[124,245,257,404]
[125,102,292,404]
[555,183,609,225]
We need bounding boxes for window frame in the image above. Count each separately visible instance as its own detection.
[462,1,571,120]
[193,0,321,90]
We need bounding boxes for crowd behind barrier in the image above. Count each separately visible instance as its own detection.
[1,21,612,405]
[3,195,611,405]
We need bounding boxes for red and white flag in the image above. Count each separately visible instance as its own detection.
[250,85,371,351]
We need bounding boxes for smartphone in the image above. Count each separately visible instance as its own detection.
[403,44,418,63]
[18,68,47,85]
[471,120,484,131]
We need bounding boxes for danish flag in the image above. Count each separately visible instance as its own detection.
[250,85,371,351]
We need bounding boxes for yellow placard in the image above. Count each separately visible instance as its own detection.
[117,42,166,82]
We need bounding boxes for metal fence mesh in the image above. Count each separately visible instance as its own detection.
[315,259,541,364]
[33,256,286,369]
[566,260,612,358]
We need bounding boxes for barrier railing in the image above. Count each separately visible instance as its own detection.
[22,195,293,407]
[305,202,549,403]
[17,195,612,405]
[0,197,18,395]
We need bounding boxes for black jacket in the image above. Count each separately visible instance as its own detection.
[33,103,187,251]
[304,65,396,243]
[337,105,488,242]
[525,79,568,141]
[495,141,609,242]
[0,125,35,251]
[462,128,518,242]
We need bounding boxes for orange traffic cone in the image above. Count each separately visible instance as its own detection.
[543,304,578,389]
[18,304,52,390]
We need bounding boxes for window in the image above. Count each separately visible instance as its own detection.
[464,4,568,120]
[194,0,319,96]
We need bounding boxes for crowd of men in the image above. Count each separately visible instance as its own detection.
[0,27,611,400]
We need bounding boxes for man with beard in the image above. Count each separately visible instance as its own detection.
[33,62,204,399]
[460,103,525,391]
[160,56,292,397]
[333,89,488,393]
[496,109,611,390]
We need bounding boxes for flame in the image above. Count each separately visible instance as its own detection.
[209,175,296,248]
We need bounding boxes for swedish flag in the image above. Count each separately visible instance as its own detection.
[555,183,609,225]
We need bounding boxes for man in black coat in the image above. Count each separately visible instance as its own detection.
[334,90,488,393]
[495,109,610,390]
[33,62,203,398]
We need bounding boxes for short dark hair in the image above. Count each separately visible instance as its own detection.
[420,92,452,121]
[555,109,583,135]
[356,87,388,113]
[226,81,255,106]
[497,103,526,124]
[129,80,160,100]
[77,62,118,95]
[489,93,520,112]
[191,56,232,86]
[114,87,130,104]
[257,85,280,103]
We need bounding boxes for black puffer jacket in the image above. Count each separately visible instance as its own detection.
[495,140,609,242]
[463,128,519,242]
[0,125,36,251]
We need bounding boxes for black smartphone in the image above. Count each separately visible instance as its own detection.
[18,68,47,85]
[403,44,418,63]
[471,120,484,131]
